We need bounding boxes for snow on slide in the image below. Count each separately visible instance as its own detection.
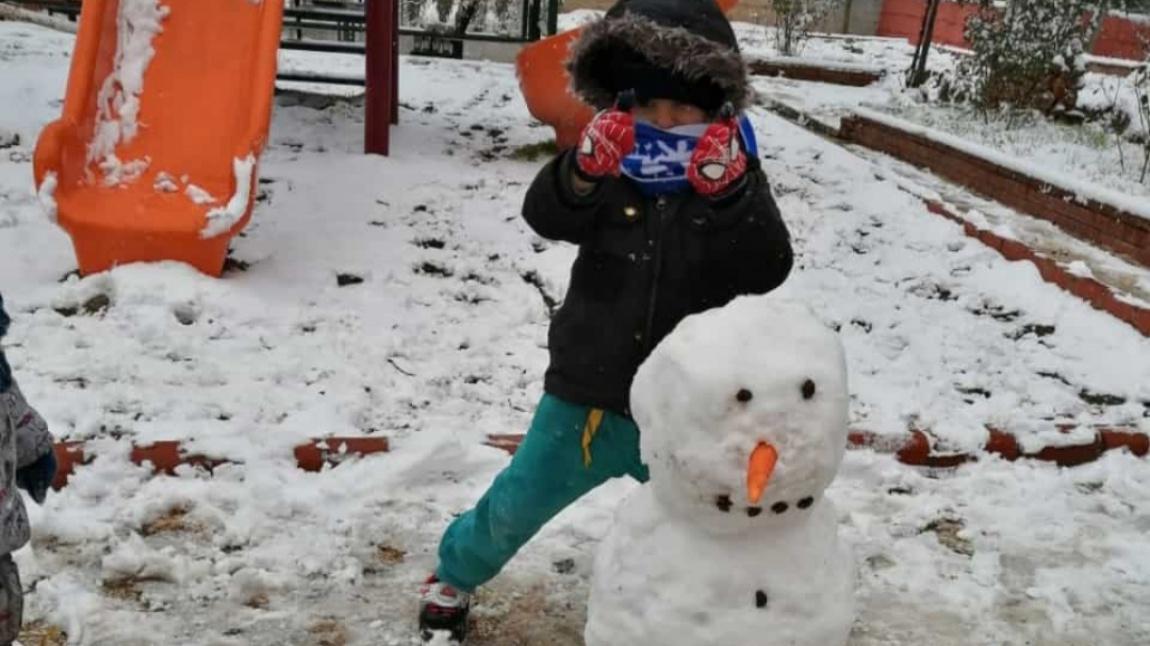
[32,0,283,276]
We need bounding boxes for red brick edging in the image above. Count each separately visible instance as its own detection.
[45,422,1147,491]
[50,436,391,490]
[486,428,1148,468]
[847,427,1148,468]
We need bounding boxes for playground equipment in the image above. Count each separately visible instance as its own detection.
[515,28,593,149]
[515,0,740,149]
[33,0,284,277]
[27,0,560,275]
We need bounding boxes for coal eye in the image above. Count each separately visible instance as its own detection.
[801,379,816,400]
[736,388,753,403]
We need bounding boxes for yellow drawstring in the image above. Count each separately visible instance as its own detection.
[581,408,605,468]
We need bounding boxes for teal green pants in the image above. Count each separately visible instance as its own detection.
[437,393,648,592]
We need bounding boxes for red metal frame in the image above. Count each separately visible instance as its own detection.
[365,0,398,155]
[391,0,400,125]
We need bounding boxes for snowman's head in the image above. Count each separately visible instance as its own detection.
[631,295,848,534]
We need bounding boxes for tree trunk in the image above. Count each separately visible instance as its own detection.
[907,0,942,88]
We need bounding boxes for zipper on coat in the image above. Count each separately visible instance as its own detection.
[642,195,670,354]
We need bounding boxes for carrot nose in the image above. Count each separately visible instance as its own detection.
[747,442,778,505]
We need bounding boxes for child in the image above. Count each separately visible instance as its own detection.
[419,0,794,640]
[0,294,57,645]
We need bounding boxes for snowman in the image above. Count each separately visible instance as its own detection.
[584,295,855,646]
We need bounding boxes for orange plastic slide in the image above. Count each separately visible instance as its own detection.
[516,0,740,149]
[33,0,284,277]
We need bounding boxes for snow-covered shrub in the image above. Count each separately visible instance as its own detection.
[401,0,522,35]
[769,0,843,57]
[952,0,1120,113]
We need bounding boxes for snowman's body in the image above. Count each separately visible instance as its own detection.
[586,487,854,645]
[585,295,856,646]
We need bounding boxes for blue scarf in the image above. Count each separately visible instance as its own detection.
[620,114,758,196]
[0,294,10,393]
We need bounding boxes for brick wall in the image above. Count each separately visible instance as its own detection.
[876,0,979,47]
[877,0,1150,61]
[839,113,1150,269]
[1093,13,1150,61]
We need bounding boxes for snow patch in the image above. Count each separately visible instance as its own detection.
[152,171,178,193]
[98,154,150,187]
[200,154,256,238]
[557,9,604,30]
[86,0,169,185]
[1066,260,1095,279]
[184,183,216,205]
[102,533,189,586]
[37,171,58,223]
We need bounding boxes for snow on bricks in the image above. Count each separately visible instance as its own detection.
[487,425,1149,468]
[745,55,885,87]
[840,109,1150,269]
[50,437,391,490]
[847,426,1150,468]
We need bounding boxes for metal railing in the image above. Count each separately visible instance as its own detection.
[4,1,558,46]
[281,0,558,47]
[3,0,559,86]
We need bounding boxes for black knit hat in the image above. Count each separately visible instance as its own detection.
[567,0,751,112]
[609,46,727,113]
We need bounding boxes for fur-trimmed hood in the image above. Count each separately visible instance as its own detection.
[0,294,10,393]
[566,0,750,112]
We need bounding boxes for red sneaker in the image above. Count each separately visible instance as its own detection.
[418,575,471,643]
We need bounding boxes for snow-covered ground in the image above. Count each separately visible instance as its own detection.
[885,88,1150,202]
[2,17,1150,646]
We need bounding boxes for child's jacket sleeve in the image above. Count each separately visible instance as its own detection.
[6,383,53,470]
[521,151,606,244]
[0,297,53,469]
[693,160,794,298]
[0,382,43,556]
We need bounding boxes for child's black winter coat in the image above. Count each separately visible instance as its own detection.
[523,151,794,414]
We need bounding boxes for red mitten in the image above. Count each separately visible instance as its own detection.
[575,109,636,179]
[687,112,748,197]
